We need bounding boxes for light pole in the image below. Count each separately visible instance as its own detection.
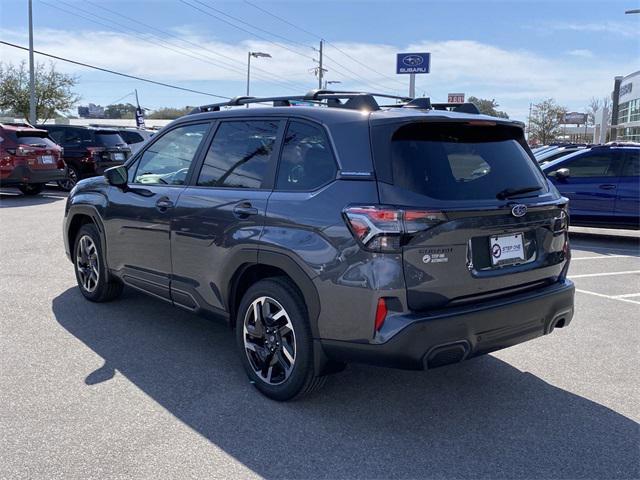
[246,51,271,107]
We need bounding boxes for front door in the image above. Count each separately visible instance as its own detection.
[170,119,283,313]
[104,122,211,300]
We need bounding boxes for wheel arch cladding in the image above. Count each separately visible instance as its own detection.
[229,251,321,338]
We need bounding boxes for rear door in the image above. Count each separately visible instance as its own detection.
[549,150,620,218]
[170,119,283,312]
[614,149,640,224]
[372,120,568,311]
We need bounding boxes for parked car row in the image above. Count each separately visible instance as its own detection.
[0,122,154,194]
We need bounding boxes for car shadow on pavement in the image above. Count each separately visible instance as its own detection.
[0,189,67,208]
[52,287,639,480]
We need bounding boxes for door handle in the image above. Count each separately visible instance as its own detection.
[156,197,174,211]
[233,202,258,217]
[599,184,616,190]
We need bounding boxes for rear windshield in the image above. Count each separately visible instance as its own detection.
[389,123,547,201]
[95,131,127,148]
[7,131,58,148]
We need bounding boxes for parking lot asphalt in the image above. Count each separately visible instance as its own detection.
[1,188,639,480]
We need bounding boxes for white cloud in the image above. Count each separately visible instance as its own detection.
[0,28,635,120]
[544,20,640,38]
[566,49,594,58]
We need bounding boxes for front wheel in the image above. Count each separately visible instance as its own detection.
[18,183,45,195]
[235,278,325,401]
[74,223,123,302]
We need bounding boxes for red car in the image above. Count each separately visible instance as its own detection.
[0,123,66,195]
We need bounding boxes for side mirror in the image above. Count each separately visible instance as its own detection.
[104,165,128,188]
[555,168,570,180]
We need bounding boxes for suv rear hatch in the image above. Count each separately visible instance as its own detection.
[91,130,131,165]
[5,129,64,170]
[368,118,569,311]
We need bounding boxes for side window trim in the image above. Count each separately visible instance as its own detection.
[273,117,339,193]
[127,120,214,187]
[189,118,285,191]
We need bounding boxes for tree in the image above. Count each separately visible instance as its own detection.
[467,96,509,118]
[529,98,567,145]
[104,103,137,119]
[148,106,192,119]
[586,96,612,125]
[0,61,79,122]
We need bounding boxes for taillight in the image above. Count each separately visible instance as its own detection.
[86,147,107,162]
[374,297,388,332]
[344,205,446,252]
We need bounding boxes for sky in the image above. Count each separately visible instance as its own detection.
[0,0,638,120]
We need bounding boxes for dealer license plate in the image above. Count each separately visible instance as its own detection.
[39,155,55,164]
[490,233,525,266]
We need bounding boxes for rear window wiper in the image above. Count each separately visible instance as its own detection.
[496,186,542,200]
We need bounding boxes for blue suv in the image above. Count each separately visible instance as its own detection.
[542,144,640,229]
[63,91,575,400]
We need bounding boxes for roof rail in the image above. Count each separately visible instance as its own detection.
[189,90,413,114]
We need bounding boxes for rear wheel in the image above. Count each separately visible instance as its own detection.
[74,223,123,302]
[235,277,325,401]
[18,183,45,195]
[58,166,78,191]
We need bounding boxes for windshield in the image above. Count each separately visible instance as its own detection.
[389,123,547,201]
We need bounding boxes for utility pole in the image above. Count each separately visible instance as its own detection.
[527,102,532,141]
[318,40,323,90]
[28,0,36,125]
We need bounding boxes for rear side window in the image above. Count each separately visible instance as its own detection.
[197,120,279,189]
[276,121,336,191]
[564,152,617,177]
[621,150,639,177]
[46,128,65,144]
[121,131,144,144]
[389,123,547,200]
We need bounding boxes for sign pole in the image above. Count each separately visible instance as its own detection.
[28,0,36,125]
[409,73,415,98]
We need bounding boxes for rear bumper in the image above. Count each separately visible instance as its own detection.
[320,279,575,370]
[0,164,67,185]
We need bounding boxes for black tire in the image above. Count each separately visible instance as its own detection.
[235,277,325,401]
[57,166,79,191]
[18,183,45,195]
[73,223,123,302]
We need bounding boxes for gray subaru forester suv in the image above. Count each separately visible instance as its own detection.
[63,91,575,400]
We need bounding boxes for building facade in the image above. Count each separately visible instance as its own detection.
[614,70,640,142]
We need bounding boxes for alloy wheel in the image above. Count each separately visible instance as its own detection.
[59,168,77,191]
[243,296,296,385]
[76,235,99,293]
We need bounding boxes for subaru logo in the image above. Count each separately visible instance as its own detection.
[511,204,528,217]
[402,55,424,67]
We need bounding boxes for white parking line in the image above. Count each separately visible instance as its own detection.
[613,293,640,298]
[572,245,640,255]
[572,255,637,260]
[576,289,640,305]
[570,270,640,279]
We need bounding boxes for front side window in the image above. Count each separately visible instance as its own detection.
[197,120,279,189]
[276,121,336,191]
[565,153,617,177]
[133,123,209,185]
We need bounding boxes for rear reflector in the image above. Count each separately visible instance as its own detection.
[374,298,388,332]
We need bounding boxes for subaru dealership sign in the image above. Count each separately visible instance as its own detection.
[396,53,430,74]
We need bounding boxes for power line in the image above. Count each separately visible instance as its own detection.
[41,0,305,93]
[243,0,406,89]
[83,0,309,92]
[180,0,315,62]
[0,41,231,99]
